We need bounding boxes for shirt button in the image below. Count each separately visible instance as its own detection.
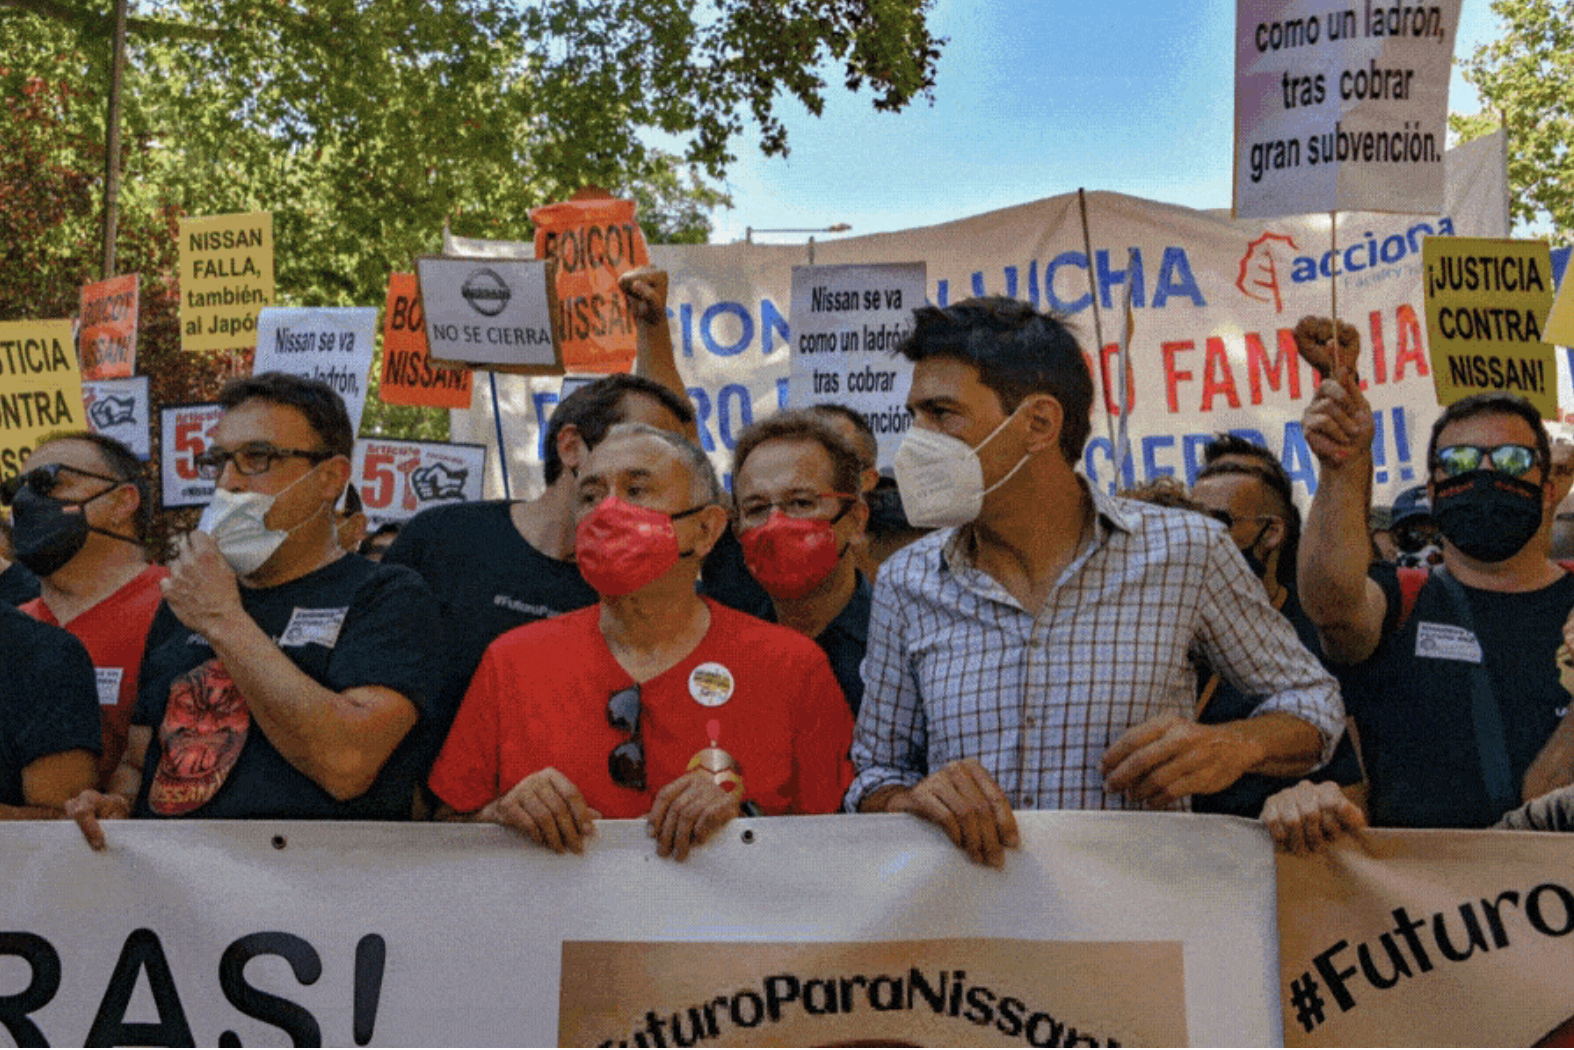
[1021,795,1035,806]
[1024,716,1038,728]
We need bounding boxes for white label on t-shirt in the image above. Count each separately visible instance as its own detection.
[1414,621,1483,663]
[278,606,350,649]
[93,666,123,707]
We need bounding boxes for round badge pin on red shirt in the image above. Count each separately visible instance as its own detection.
[688,662,734,707]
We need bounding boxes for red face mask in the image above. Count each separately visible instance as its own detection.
[739,512,845,601]
[575,496,704,597]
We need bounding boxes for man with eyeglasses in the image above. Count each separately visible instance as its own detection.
[731,411,871,714]
[428,423,851,860]
[3,432,166,787]
[1266,373,1574,850]
[66,373,442,846]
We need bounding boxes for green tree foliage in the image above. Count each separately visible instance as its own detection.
[1451,0,1573,244]
[0,0,941,440]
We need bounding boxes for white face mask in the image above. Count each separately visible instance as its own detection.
[893,404,1033,529]
[198,469,322,576]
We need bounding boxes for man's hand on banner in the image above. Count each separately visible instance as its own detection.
[478,767,602,854]
[1260,779,1368,855]
[619,266,669,328]
[645,770,742,862]
[873,758,1021,868]
[63,790,133,851]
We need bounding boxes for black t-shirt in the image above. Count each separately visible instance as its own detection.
[131,555,441,820]
[1348,563,1574,828]
[763,572,870,717]
[1,603,101,806]
[1192,582,1364,817]
[0,561,40,607]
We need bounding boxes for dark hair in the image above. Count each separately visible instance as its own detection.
[1195,460,1301,588]
[358,522,399,555]
[35,429,153,543]
[218,372,355,459]
[1119,476,1210,514]
[339,482,363,516]
[1426,392,1550,476]
[808,403,878,470]
[896,296,1092,461]
[542,375,694,486]
[732,410,865,500]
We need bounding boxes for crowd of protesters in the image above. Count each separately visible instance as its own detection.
[5,267,1574,862]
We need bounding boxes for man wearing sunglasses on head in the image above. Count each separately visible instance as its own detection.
[3,432,166,789]
[1267,352,1574,849]
[65,373,442,847]
[428,423,852,860]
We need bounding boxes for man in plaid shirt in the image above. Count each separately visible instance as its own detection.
[846,298,1343,866]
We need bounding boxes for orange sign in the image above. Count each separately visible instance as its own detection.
[530,195,649,373]
[78,274,139,379]
[377,273,472,409]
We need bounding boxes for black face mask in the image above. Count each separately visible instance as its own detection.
[1432,469,1544,563]
[8,484,137,577]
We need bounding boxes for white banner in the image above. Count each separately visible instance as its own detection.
[158,402,224,509]
[253,307,378,436]
[350,438,487,528]
[452,133,1509,508]
[0,813,1277,1047]
[1234,0,1462,218]
[81,376,150,459]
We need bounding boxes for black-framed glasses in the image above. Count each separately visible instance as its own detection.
[0,463,126,507]
[1434,444,1539,479]
[193,444,335,481]
[606,685,645,791]
[735,491,858,531]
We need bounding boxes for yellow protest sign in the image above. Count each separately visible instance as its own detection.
[0,319,88,478]
[1424,236,1557,418]
[1547,266,1574,347]
[179,211,275,352]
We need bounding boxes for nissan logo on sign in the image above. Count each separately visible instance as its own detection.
[461,268,511,317]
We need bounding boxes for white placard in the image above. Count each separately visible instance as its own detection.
[252,307,378,435]
[81,375,151,459]
[1234,0,1462,218]
[789,263,925,470]
[158,402,223,508]
[415,257,557,370]
[351,438,487,527]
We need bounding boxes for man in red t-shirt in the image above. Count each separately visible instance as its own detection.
[429,424,853,859]
[6,433,167,787]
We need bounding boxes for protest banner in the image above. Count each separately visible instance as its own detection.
[376,273,472,409]
[1423,236,1557,418]
[351,438,486,528]
[82,375,151,459]
[159,402,223,508]
[77,274,139,380]
[179,212,275,353]
[531,193,651,374]
[1548,262,1574,349]
[253,307,379,435]
[789,263,925,469]
[0,319,87,479]
[0,812,1279,1046]
[1277,829,1574,1046]
[450,133,1510,504]
[415,257,559,374]
[1234,0,1462,219]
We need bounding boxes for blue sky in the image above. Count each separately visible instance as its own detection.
[708,0,1505,244]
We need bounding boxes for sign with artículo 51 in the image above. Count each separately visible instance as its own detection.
[179,212,275,352]
[415,256,560,374]
[0,319,87,477]
[1423,236,1557,419]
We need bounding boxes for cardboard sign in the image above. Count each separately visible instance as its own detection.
[82,376,151,459]
[377,273,473,409]
[1547,266,1574,348]
[0,319,87,479]
[253,307,379,435]
[158,402,224,508]
[351,438,486,527]
[179,212,275,352]
[78,274,139,379]
[1423,236,1557,417]
[531,195,650,373]
[415,256,559,373]
[788,263,926,470]
[1234,0,1462,218]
